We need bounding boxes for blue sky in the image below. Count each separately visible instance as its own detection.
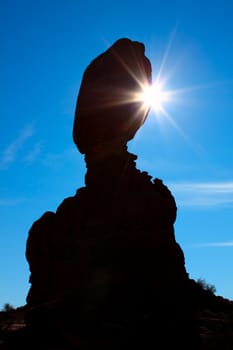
[1,0,233,308]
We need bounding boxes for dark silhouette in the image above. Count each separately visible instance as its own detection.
[73,38,152,155]
[24,38,201,349]
[6,38,233,349]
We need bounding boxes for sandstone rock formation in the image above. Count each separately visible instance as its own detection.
[25,38,201,349]
[73,38,152,155]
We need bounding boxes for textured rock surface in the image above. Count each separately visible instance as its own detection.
[25,38,202,348]
[73,38,152,155]
[26,151,186,305]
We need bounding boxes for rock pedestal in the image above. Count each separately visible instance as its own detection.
[25,38,201,349]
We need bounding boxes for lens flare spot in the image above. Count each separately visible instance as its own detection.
[140,82,170,112]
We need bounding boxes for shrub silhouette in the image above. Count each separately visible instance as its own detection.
[196,278,216,294]
[1,303,14,312]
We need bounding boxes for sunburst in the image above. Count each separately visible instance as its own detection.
[138,80,172,113]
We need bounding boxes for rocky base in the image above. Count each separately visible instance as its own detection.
[24,150,202,347]
[2,288,233,349]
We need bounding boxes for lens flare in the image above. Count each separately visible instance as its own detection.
[141,82,170,112]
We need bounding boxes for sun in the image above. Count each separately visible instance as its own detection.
[139,81,170,113]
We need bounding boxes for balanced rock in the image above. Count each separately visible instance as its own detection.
[25,38,201,349]
[73,38,152,156]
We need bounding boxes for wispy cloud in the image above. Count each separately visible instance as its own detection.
[0,124,34,170]
[191,241,233,248]
[0,198,26,206]
[169,181,233,207]
[42,147,78,168]
[24,142,43,164]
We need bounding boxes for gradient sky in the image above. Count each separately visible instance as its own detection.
[1,0,233,308]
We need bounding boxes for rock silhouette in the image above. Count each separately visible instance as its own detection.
[73,38,152,155]
[25,38,202,349]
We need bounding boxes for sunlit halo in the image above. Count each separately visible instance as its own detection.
[139,81,171,113]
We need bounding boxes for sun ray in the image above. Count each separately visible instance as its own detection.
[156,23,179,83]
[110,44,151,92]
[160,106,190,141]
[165,79,233,97]
[159,107,204,153]
[102,33,233,154]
